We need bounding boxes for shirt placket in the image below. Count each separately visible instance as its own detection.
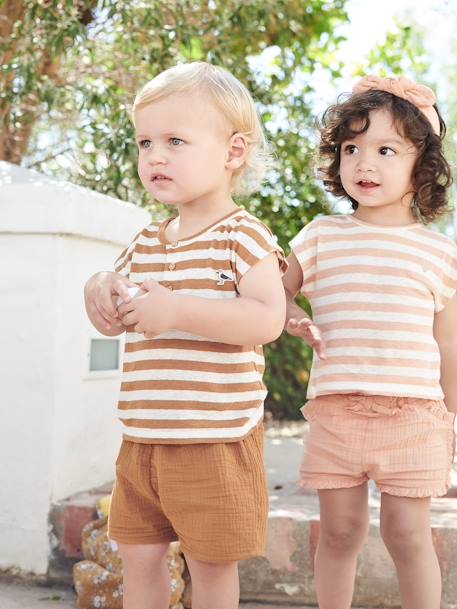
[162,240,179,290]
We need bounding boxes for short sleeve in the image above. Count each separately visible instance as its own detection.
[289,220,319,296]
[231,217,288,286]
[432,241,457,312]
[114,229,143,278]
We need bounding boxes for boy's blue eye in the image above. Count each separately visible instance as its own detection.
[139,139,152,149]
[379,146,395,156]
[169,137,184,146]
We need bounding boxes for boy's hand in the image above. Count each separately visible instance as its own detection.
[286,317,326,359]
[85,271,137,331]
[118,279,177,338]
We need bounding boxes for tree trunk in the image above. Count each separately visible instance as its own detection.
[0,0,94,164]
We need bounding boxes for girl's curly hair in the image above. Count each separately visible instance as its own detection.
[318,90,453,223]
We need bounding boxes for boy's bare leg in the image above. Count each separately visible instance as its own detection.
[185,555,239,609]
[118,542,170,609]
[315,483,369,609]
[380,494,441,609]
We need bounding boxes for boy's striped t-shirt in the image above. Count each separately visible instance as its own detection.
[291,214,457,400]
[114,208,286,444]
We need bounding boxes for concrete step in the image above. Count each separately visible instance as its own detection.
[47,428,457,609]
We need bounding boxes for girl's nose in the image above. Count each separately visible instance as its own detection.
[355,153,376,172]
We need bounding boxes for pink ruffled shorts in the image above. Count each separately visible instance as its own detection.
[300,394,456,497]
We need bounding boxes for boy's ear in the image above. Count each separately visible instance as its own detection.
[225,133,248,170]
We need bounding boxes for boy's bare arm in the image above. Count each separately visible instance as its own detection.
[119,253,285,346]
[84,271,137,336]
[282,253,326,358]
[434,293,457,414]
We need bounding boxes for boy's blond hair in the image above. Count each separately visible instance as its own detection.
[133,62,271,196]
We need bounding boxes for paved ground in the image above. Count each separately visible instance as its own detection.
[0,422,449,609]
[0,579,319,609]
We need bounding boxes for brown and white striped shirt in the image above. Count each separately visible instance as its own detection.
[291,214,457,400]
[115,208,286,443]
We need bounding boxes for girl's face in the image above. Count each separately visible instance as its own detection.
[339,108,419,223]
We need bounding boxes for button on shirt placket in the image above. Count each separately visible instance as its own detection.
[164,242,178,290]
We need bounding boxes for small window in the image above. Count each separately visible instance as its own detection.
[89,338,120,371]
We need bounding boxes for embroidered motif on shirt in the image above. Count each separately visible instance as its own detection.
[216,270,234,285]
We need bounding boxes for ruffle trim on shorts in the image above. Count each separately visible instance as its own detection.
[299,479,365,491]
[377,483,451,499]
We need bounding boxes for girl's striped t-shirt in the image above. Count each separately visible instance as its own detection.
[291,214,457,400]
[114,208,286,444]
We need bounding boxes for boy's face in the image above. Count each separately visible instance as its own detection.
[135,91,236,208]
[339,108,418,217]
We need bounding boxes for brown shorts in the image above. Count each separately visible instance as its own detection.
[301,394,456,498]
[108,424,268,563]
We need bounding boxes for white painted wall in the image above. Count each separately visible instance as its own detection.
[0,161,150,574]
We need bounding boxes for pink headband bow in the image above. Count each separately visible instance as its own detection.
[352,75,440,136]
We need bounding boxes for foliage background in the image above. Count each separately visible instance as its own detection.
[2,0,455,417]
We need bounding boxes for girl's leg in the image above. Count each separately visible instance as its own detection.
[315,483,369,609]
[118,542,170,609]
[184,555,239,609]
[380,493,441,609]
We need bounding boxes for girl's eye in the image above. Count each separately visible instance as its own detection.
[169,137,184,146]
[343,144,358,154]
[379,146,395,156]
[139,139,152,149]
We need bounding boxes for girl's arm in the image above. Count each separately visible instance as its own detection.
[434,293,457,414]
[282,253,326,359]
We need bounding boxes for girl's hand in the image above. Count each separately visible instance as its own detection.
[287,317,326,359]
[118,279,177,338]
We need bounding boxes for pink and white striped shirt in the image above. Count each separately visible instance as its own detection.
[291,214,457,400]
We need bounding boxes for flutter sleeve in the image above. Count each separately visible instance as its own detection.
[231,216,288,287]
[433,239,457,312]
[289,219,319,297]
[113,230,144,278]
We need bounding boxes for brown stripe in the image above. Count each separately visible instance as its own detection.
[115,250,133,274]
[319,320,430,333]
[313,301,431,317]
[325,338,436,351]
[120,380,264,392]
[314,229,450,261]
[316,264,427,282]
[123,359,263,374]
[142,227,161,239]
[118,399,262,411]
[316,372,437,386]
[124,338,254,353]
[311,283,428,299]
[323,355,439,369]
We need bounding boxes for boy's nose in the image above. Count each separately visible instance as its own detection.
[147,147,167,165]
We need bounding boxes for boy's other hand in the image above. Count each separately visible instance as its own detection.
[118,279,177,338]
[286,317,326,359]
[85,271,137,331]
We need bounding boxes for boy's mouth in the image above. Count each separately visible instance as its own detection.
[151,174,171,182]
